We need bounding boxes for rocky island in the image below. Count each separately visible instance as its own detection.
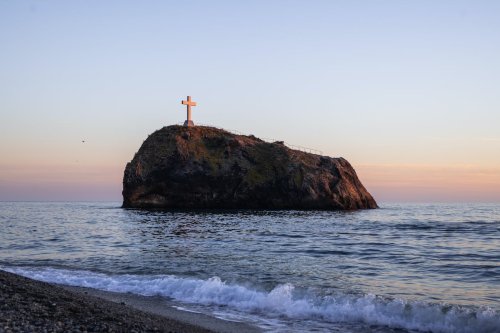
[122,125,377,210]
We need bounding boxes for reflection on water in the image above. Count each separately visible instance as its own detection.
[0,202,499,310]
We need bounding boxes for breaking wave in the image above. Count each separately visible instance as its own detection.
[3,266,499,333]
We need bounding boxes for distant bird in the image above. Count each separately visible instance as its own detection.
[82,140,85,143]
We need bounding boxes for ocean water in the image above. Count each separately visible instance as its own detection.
[0,202,499,333]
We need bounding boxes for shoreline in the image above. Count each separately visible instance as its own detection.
[0,269,261,333]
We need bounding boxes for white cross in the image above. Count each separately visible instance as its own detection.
[181,96,197,127]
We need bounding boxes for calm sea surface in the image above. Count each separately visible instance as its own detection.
[0,202,499,332]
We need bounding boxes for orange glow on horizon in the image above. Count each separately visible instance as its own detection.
[1,162,499,202]
[357,164,500,202]
[0,163,123,201]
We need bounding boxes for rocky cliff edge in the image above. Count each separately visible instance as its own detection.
[122,125,377,210]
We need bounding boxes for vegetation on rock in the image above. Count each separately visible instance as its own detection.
[122,125,377,210]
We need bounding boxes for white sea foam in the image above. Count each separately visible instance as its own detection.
[3,266,499,333]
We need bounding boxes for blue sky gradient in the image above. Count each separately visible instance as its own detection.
[1,1,499,201]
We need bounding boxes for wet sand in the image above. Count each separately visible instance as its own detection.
[0,269,260,333]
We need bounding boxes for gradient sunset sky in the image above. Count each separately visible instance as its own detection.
[1,1,499,202]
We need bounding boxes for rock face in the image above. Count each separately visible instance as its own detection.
[122,125,377,210]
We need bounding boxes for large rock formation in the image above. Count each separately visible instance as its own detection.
[122,125,377,210]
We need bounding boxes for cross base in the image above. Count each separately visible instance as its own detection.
[183,120,194,127]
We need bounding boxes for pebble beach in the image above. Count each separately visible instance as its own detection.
[0,270,257,333]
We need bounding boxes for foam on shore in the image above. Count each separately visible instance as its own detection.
[0,268,259,333]
[3,266,499,333]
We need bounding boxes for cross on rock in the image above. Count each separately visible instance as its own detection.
[181,96,197,127]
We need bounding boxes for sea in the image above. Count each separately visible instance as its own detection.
[0,202,499,333]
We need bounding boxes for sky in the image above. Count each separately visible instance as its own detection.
[1,0,499,202]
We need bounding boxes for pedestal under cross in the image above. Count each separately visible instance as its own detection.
[181,96,197,127]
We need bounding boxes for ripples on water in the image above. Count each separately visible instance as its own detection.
[0,202,499,332]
